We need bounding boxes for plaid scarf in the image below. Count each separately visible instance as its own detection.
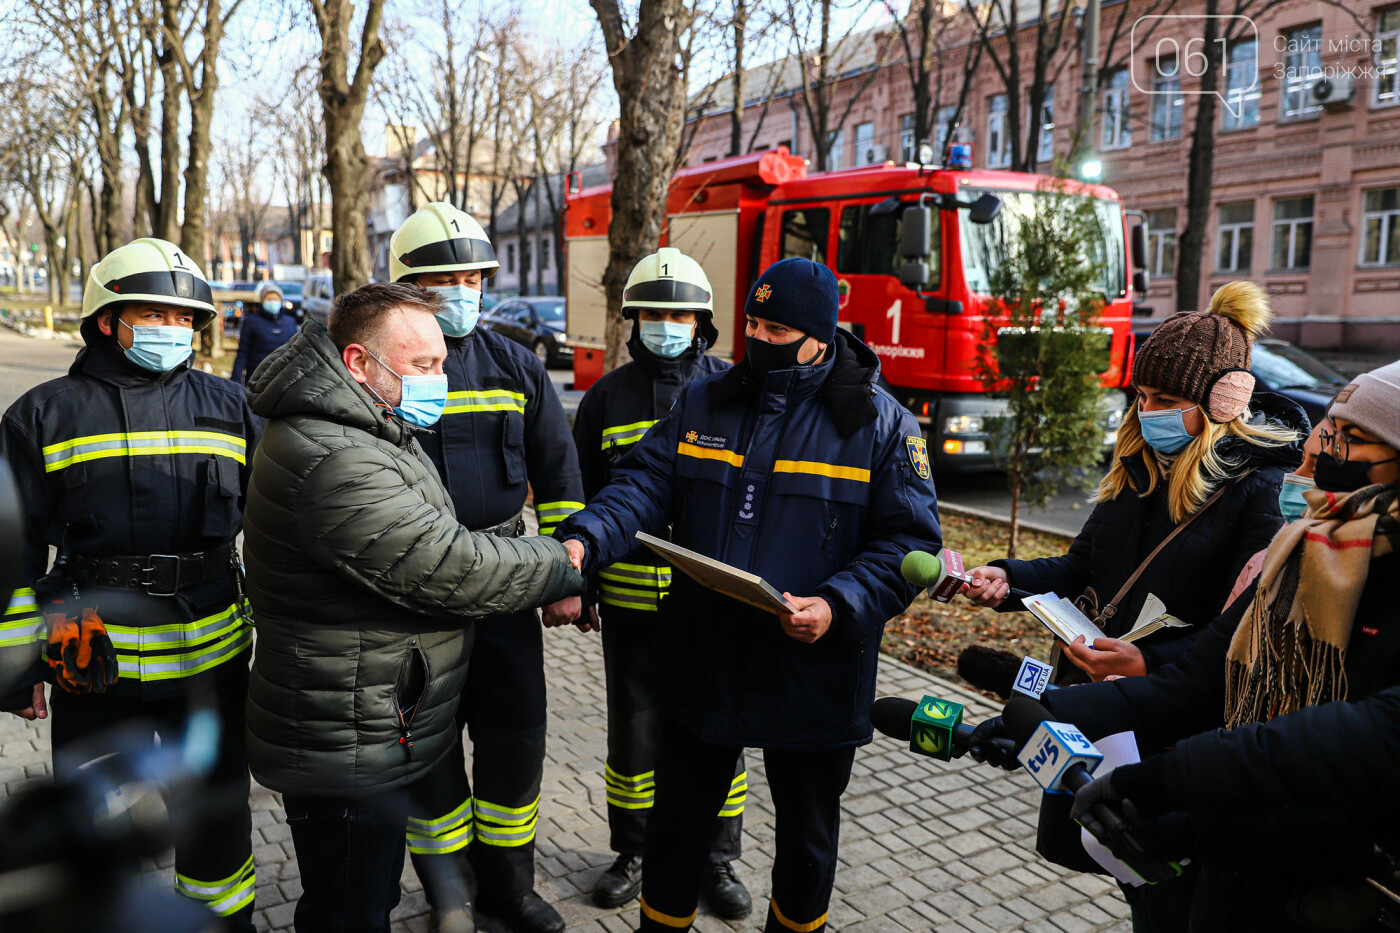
[1224,482,1400,729]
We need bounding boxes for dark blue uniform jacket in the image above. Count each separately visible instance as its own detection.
[231,310,295,385]
[557,331,941,749]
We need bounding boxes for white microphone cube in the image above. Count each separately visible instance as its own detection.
[1011,656,1054,699]
[1017,721,1103,794]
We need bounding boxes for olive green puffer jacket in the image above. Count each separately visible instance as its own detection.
[242,322,583,797]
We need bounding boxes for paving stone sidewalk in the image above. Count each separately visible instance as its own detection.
[0,630,1129,933]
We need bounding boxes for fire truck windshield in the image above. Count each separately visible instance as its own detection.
[958,188,1127,300]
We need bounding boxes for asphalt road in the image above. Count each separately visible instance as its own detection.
[0,327,81,410]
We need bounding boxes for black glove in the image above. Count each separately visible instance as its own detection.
[1072,757,1194,867]
[952,715,1021,770]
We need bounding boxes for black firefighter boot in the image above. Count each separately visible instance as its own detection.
[593,852,644,908]
[701,860,753,920]
[477,891,565,933]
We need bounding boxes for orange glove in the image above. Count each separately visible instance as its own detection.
[46,609,118,694]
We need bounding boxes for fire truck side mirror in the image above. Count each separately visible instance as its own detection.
[1130,221,1148,270]
[898,205,933,260]
[1134,268,1150,296]
[968,193,1002,225]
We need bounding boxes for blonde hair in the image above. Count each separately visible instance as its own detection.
[1094,403,1299,522]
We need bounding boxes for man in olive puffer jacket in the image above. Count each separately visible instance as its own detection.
[241,283,584,933]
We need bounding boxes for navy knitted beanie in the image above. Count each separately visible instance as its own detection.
[743,258,838,344]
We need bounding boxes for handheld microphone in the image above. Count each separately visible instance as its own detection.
[1003,696,1181,883]
[901,550,1032,603]
[957,646,1056,701]
[871,696,1015,764]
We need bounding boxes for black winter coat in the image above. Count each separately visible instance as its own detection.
[230,309,295,384]
[1045,545,1400,931]
[996,392,1307,672]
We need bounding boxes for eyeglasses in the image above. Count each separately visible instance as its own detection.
[1319,425,1385,461]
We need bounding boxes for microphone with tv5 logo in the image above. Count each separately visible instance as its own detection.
[1003,696,1182,883]
[870,696,1016,764]
[901,550,1032,603]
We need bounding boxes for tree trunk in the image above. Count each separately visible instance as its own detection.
[43,228,62,307]
[314,0,387,295]
[1177,1,1221,313]
[591,0,692,372]
[180,0,226,270]
[156,16,184,242]
[1008,481,1020,559]
[729,0,747,156]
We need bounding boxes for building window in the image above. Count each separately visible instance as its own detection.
[541,237,550,271]
[780,208,830,264]
[1280,24,1323,121]
[1033,84,1054,163]
[1271,197,1313,271]
[1144,208,1177,277]
[900,113,915,161]
[1223,39,1260,130]
[1216,201,1254,273]
[935,105,957,158]
[827,130,844,170]
[506,242,516,274]
[1150,56,1183,141]
[1362,187,1400,266]
[1101,68,1131,150]
[987,94,1010,168]
[854,122,875,164]
[1376,6,1400,106]
[776,138,791,151]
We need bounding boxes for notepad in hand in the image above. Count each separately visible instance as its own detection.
[1022,592,1107,646]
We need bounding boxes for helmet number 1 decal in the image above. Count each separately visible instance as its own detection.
[886,299,902,345]
[451,219,460,231]
[661,263,669,276]
[172,250,186,267]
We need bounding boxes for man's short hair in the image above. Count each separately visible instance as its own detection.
[328,282,444,351]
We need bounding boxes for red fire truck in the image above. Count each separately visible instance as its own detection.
[563,147,1146,470]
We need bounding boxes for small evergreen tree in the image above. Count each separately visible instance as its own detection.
[969,172,1118,557]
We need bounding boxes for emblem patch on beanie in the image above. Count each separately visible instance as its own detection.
[755,284,772,303]
[1334,384,1356,404]
[906,435,930,480]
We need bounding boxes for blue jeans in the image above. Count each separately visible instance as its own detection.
[283,788,413,933]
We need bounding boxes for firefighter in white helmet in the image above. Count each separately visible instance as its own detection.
[392,202,584,933]
[0,237,261,929]
[564,247,753,918]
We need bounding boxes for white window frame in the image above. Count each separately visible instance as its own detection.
[1032,84,1054,163]
[1361,187,1400,266]
[1150,57,1182,141]
[1216,202,1255,274]
[1145,209,1177,277]
[935,105,957,158]
[1280,25,1323,122]
[1101,69,1131,150]
[854,121,875,165]
[505,242,516,274]
[828,129,845,170]
[987,94,1011,168]
[1223,40,1261,130]
[1270,197,1313,271]
[1375,6,1400,107]
[899,113,915,161]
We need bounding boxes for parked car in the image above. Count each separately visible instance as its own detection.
[482,296,571,368]
[303,272,334,326]
[1132,328,1347,426]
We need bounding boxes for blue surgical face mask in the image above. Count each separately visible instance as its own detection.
[639,319,693,358]
[1278,472,1314,522]
[429,284,482,337]
[1138,404,1195,455]
[366,349,448,427]
[121,319,194,372]
[261,298,282,316]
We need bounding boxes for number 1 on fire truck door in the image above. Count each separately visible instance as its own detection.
[886,299,901,344]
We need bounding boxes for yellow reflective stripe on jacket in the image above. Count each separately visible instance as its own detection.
[604,764,656,810]
[535,500,584,536]
[406,796,475,855]
[105,602,247,650]
[772,459,871,483]
[443,389,527,415]
[599,562,671,611]
[42,431,246,473]
[676,440,744,467]
[602,419,658,449]
[718,770,748,818]
[473,796,539,847]
[0,588,43,649]
[114,616,252,682]
[176,855,256,917]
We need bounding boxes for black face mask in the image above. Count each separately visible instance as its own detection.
[1313,451,1396,493]
[744,335,820,378]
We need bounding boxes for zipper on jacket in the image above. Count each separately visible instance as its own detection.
[394,646,429,760]
[822,514,839,550]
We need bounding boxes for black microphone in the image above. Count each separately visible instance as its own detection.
[871,696,1015,764]
[957,646,1057,700]
[1003,696,1181,883]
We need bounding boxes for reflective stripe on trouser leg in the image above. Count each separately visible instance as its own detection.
[637,723,743,933]
[760,745,856,933]
[472,795,539,847]
[718,770,748,818]
[407,796,475,854]
[176,855,257,916]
